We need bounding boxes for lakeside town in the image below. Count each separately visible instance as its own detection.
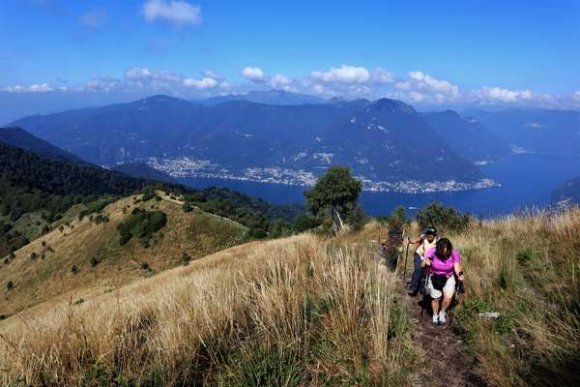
[147,156,499,194]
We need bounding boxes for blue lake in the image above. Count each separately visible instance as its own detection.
[177,153,580,218]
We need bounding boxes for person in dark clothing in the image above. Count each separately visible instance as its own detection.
[407,227,438,296]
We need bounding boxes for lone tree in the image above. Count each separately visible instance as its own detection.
[305,166,363,232]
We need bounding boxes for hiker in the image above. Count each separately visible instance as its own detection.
[423,238,464,325]
[406,227,438,296]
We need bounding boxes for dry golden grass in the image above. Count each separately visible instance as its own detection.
[0,226,414,386]
[3,206,577,386]
[0,194,247,319]
[443,208,580,386]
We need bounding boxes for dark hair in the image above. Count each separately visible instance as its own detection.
[424,226,437,236]
[435,238,453,260]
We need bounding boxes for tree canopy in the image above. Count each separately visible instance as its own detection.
[305,166,363,231]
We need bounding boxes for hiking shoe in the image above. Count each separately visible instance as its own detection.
[439,311,447,324]
[432,314,439,325]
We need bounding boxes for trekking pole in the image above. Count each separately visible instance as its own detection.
[421,267,430,317]
[402,237,410,282]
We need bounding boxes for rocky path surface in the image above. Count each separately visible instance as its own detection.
[405,291,485,386]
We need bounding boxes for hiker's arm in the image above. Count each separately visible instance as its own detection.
[407,237,422,244]
[422,257,432,268]
[454,262,464,281]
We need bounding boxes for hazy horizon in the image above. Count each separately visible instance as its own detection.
[1,0,579,121]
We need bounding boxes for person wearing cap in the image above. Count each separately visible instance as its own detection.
[407,226,438,296]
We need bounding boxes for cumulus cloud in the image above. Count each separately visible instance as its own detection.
[124,67,181,85]
[241,67,266,82]
[476,86,533,103]
[391,71,461,104]
[305,65,393,97]
[125,67,153,80]
[1,83,54,93]
[397,71,459,97]
[311,65,370,84]
[574,91,580,103]
[143,0,202,27]
[183,77,219,90]
[80,9,108,29]
[371,68,394,84]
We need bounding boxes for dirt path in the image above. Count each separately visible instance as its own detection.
[405,291,485,386]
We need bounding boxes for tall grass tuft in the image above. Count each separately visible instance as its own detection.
[0,233,415,385]
[451,207,580,386]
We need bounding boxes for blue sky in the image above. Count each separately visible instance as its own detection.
[1,0,579,109]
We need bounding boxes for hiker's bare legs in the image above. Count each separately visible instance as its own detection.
[441,291,454,312]
[432,297,441,315]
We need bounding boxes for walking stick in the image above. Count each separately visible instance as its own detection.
[402,238,410,281]
[421,268,431,317]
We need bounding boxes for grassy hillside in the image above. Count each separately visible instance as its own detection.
[0,225,415,386]
[0,193,248,319]
[1,208,578,386]
[448,209,580,386]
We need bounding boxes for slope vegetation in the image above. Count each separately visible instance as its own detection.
[1,208,578,386]
[0,193,248,319]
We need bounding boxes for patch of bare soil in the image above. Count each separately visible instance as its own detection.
[405,292,486,387]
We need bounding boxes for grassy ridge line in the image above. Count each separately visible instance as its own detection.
[157,190,250,231]
[0,193,248,318]
[0,229,415,386]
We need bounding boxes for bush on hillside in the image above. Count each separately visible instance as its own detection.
[416,202,471,233]
[389,206,408,233]
[294,215,323,233]
[117,209,167,246]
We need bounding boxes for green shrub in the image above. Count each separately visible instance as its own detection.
[294,215,322,233]
[416,202,471,233]
[78,196,116,221]
[90,256,100,267]
[117,209,167,246]
[141,186,156,202]
[389,206,408,233]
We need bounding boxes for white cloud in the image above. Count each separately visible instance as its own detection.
[143,0,202,26]
[476,86,533,103]
[310,65,370,84]
[80,9,108,29]
[125,67,153,80]
[392,71,460,104]
[408,92,425,102]
[407,71,459,96]
[183,77,219,90]
[572,91,580,103]
[371,68,394,84]
[241,67,266,82]
[1,83,54,93]
[268,74,294,91]
[124,67,181,86]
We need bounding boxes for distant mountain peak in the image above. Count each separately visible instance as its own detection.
[368,98,416,114]
[140,95,189,105]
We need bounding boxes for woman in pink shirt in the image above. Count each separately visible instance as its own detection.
[422,238,465,325]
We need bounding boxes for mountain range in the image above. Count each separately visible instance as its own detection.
[9,95,495,193]
[465,109,580,155]
[0,127,87,165]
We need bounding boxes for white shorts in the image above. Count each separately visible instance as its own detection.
[427,274,456,299]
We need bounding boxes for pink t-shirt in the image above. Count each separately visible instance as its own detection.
[425,247,460,277]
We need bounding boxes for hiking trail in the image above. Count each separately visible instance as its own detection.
[386,231,484,386]
[404,291,484,386]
